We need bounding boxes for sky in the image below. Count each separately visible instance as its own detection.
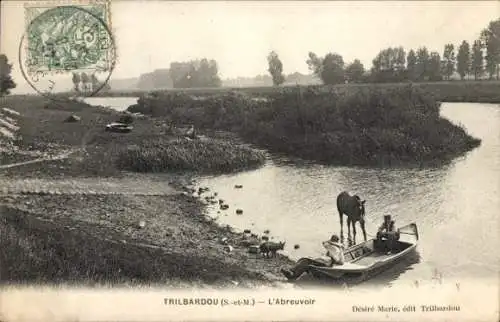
[1,0,499,91]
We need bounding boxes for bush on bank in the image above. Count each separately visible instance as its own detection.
[128,85,481,167]
[115,137,266,173]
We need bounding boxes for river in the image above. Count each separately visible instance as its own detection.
[86,97,499,287]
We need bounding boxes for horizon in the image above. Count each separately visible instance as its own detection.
[1,1,499,93]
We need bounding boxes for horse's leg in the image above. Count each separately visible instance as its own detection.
[352,221,357,244]
[347,218,351,238]
[338,209,344,238]
[360,220,367,241]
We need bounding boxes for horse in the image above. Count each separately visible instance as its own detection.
[336,191,367,242]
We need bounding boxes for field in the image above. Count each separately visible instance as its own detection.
[98,80,500,103]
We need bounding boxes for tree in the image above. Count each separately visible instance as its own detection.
[442,44,456,80]
[90,74,99,92]
[80,72,90,93]
[428,52,442,81]
[267,51,285,86]
[169,59,221,88]
[457,40,471,80]
[321,53,345,84]
[306,52,345,85]
[71,72,81,93]
[481,19,500,79]
[471,39,484,80]
[371,47,406,82]
[415,47,430,81]
[306,52,322,76]
[344,59,365,83]
[406,49,417,81]
[0,54,16,96]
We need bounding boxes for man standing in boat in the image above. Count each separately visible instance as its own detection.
[280,234,345,280]
[376,215,400,254]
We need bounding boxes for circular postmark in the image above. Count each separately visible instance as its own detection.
[18,5,116,99]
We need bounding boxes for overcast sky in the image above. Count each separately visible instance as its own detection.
[2,1,499,84]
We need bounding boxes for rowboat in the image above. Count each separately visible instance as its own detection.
[304,222,419,283]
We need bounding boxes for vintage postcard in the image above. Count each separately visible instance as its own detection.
[0,0,498,321]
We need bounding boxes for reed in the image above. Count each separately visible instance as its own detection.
[116,137,266,173]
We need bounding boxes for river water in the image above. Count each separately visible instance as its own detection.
[88,97,499,287]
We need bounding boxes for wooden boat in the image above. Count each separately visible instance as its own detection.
[305,223,419,283]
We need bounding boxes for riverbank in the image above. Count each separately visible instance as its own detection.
[0,193,292,288]
[129,85,482,167]
[0,95,288,287]
[0,95,265,178]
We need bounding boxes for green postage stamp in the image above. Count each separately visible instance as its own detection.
[21,0,115,76]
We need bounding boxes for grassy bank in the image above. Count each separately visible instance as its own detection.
[0,194,291,287]
[129,85,482,167]
[0,95,265,177]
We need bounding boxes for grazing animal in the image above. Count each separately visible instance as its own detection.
[336,191,367,242]
[259,241,285,258]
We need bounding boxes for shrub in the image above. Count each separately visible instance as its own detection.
[116,137,266,173]
[129,84,482,167]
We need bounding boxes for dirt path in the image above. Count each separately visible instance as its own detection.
[0,176,178,196]
[0,149,78,170]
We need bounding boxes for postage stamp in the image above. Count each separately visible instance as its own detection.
[18,0,115,97]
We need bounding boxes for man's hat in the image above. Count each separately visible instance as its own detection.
[384,215,392,220]
[330,234,340,242]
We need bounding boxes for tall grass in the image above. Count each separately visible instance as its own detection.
[116,137,266,173]
[129,85,482,167]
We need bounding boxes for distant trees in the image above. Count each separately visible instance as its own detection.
[344,59,365,83]
[415,47,430,81]
[71,72,80,92]
[0,54,16,96]
[80,73,90,92]
[457,41,471,80]
[471,40,484,80]
[307,52,345,85]
[441,44,456,80]
[428,52,442,81]
[267,51,285,86]
[480,19,500,79]
[406,50,417,81]
[170,59,221,88]
[371,47,406,82]
[71,72,111,94]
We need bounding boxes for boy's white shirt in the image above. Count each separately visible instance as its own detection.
[321,240,345,264]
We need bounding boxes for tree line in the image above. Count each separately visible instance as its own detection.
[267,18,500,85]
[0,18,498,95]
[71,72,111,93]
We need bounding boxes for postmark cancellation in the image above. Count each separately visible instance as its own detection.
[19,0,115,96]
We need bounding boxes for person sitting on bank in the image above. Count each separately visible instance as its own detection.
[376,215,400,254]
[280,234,345,281]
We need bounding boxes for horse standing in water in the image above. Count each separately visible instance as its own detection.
[336,191,367,242]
